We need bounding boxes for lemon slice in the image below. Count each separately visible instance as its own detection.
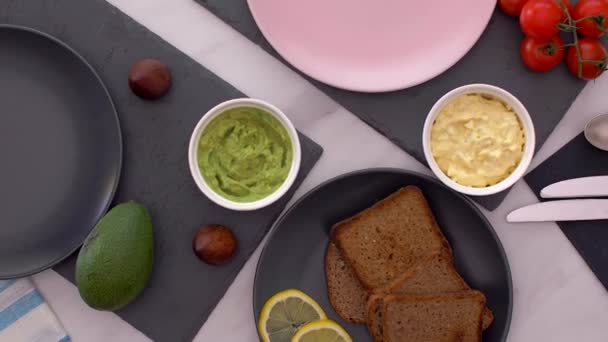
[258,289,327,342]
[291,319,352,342]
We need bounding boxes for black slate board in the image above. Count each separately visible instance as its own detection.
[196,1,587,210]
[526,133,608,290]
[0,0,323,341]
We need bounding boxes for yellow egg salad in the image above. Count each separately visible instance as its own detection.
[430,94,525,187]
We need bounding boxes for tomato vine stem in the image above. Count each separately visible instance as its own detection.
[558,0,584,77]
[573,14,608,36]
[557,0,608,78]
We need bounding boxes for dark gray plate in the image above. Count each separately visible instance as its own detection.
[0,25,121,279]
[254,169,512,341]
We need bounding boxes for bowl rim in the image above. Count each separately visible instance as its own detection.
[422,83,536,196]
[188,98,302,211]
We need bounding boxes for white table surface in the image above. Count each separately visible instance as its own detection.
[30,0,608,341]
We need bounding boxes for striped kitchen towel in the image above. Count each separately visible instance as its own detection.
[0,279,70,342]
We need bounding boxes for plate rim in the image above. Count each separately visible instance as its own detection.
[246,1,496,92]
[253,168,512,341]
[0,24,123,279]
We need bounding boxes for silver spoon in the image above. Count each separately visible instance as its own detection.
[585,114,608,151]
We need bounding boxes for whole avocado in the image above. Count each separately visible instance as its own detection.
[76,201,154,311]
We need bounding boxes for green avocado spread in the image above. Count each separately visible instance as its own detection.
[197,106,293,203]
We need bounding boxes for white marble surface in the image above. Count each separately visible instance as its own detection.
[28,0,608,341]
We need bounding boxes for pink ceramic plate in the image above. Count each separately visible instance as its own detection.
[248,0,496,92]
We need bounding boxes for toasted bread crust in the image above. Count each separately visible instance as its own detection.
[331,186,453,291]
[386,253,459,293]
[381,291,485,342]
[366,294,385,341]
[326,186,493,339]
[388,254,493,329]
[324,243,368,324]
[366,254,493,339]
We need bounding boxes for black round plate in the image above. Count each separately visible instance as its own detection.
[254,169,512,341]
[0,25,121,278]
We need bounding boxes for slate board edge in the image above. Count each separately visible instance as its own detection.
[560,227,608,289]
[524,133,608,291]
[523,188,608,290]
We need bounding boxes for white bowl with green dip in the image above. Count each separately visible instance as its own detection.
[188,98,301,211]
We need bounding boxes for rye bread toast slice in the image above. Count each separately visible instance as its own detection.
[382,291,486,342]
[331,186,452,291]
[366,254,494,341]
[325,243,368,324]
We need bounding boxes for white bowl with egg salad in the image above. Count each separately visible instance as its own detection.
[422,84,535,196]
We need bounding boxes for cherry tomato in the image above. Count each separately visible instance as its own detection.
[520,36,565,72]
[573,0,608,37]
[556,0,574,18]
[500,0,529,16]
[500,0,570,17]
[566,38,608,79]
[520,0,564,40]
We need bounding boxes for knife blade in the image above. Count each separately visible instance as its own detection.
[540,176,608,199]
[507,199,608,222]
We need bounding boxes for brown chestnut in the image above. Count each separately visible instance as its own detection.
[128,59,172,100]
[193,224,237,265]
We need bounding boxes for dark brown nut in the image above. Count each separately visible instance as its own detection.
[193,224,237,265]
[128,59,172,100]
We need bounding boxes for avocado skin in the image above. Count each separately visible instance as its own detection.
[76,201,154,311]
